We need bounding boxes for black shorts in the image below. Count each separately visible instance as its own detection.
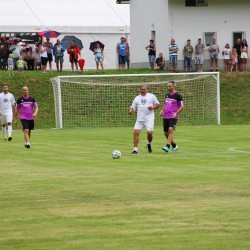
[163,118,177,132]
[47,53,53,62]
[41,56,48,65]
[21,119,34,131]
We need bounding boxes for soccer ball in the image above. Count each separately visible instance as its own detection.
[112,150,121,159]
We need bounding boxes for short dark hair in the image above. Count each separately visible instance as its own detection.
[169,80,176,85]
[150,39,154,42]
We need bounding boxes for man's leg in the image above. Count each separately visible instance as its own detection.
[2,124,7,140]
[24,129,30,148]
[132,129,141,154]
[147,131,153,153]
[7,122,12,141]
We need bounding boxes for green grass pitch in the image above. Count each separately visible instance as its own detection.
[0,125,250,250]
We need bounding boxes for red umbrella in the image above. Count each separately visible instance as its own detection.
[37,30,61,38]
[78,59,85,71]
[7,38,22,44]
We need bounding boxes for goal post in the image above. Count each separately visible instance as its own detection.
[50,72,220,129]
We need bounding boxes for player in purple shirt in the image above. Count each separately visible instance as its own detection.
[160,81,184,153]
[15,86,38,148]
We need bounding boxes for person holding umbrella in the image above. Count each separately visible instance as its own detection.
[53,39,66,72]
[94,42,104,71]
[67,41,81,71]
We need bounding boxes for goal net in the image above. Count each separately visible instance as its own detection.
[50,72,220,129]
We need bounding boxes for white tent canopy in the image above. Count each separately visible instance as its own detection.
[0,0,130,69]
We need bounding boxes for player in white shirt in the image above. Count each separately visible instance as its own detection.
[0,84,16,141]
[128,85,160,154]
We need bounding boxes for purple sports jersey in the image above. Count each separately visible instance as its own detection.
[163,92,184,119]
[16,96,38,120]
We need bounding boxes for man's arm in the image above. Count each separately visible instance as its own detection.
[33,106,38,119]
[148,103,160,110]
[172,105,184,119]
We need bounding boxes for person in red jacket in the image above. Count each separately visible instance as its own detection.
[67,41,81,71]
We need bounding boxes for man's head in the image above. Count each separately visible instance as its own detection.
[22,86,29,97]
[159,53,163,58]
[46,37,50,42]
[139,85,148,96]
[56,39,61,45]
[2,84,9,94]
[236,38,241,45]
[150,39,154,43]
[171,39,175,44]
[212,38,216,44]
[198,38,202,44]
[167,81,176,93]
[120,37,125,43]
[187,39,191,44]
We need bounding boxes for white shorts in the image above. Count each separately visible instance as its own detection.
[134,120,154,131]
[0,114,13,124]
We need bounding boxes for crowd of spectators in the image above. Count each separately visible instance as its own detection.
[146,38,249,73]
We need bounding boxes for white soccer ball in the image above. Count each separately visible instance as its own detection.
[112,150,121,159]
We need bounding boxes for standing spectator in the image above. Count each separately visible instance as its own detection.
[209,38,220,71]
[67,41,81,71]
[7,54,14,76]
[35,37,43,48]
[124,37,130,69]
[231,48,238,73]
[160,81,184,153]
[0,84,15,141]
[53,39,65,72]
[222,43,231,72]
[93,42,104,71]
[194,38,205,72]
[24,47,35,70]
[45,37,53,70]
[183,39,193,72]
[9,40,21,70]
[116,37,128,70]
[128,85,160,154]
[240,39,248,72]
[40,41,48,73]
[233,38,242,71]
[154,53,166,70]
[1,43,10,70]
[168,39,179,72]
[145,39,156,69]
[32,47,41,70]
[16,56,25,75]
[15,86,38,149]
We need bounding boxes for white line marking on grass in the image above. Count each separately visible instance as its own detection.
[228,148,250,153]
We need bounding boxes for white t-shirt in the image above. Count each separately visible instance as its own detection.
[223,48,231,60]
[0,92,15,115]
[131,93,159,122]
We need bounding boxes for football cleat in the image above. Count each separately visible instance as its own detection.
[171,145,179,153]
[147,144,152,153]
[131,150,138,154]
[162,146,169,153]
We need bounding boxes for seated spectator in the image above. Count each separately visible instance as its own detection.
[21,47,29,70]
[26,47,35,70]
[154,53,166,70]
[32,47,41,70]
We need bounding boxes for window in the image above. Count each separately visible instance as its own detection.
[186,0,208,6]
[233,32,245,45]
[204,32,215,47]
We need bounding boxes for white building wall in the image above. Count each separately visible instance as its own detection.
[130,0,168,68]
[130,0,250,70]
[168,0,250,69]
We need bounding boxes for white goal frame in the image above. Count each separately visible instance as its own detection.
[51,72,220,129]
